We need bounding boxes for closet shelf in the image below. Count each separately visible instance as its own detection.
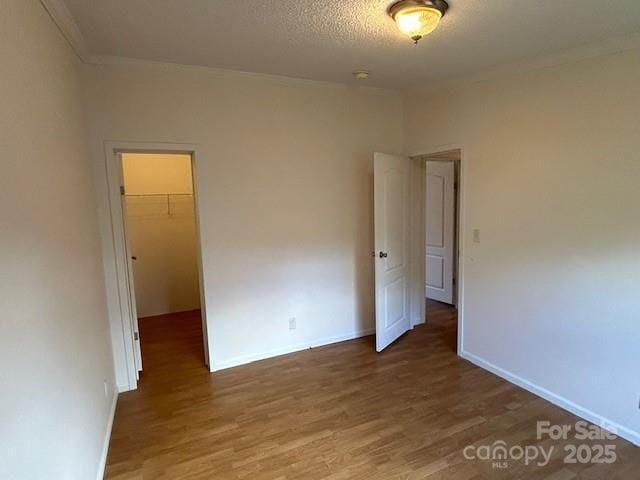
[125,193,194,217]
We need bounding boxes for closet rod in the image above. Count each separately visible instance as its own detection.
[125,193,193,216]
[124,193,192,197]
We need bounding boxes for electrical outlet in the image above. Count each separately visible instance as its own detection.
[288,317,296,330]
[103,380,109,398]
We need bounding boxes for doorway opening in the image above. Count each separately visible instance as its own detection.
[116,151,208,384]
[418,149,461,353]
[372,149,464,355]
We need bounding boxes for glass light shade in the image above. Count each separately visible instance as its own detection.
[394,6,442,41]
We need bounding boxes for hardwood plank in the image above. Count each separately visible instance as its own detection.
[105,302,639,479]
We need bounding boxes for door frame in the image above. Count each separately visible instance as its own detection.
[409,145,466,354]
[103,141,210,391]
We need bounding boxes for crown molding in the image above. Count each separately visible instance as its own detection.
[87,54,402,96]
[39,1,640,97]
[37,0,399,95]
[406,32,640,95]
[40,0,90,62]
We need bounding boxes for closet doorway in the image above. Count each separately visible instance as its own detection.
[115,150,208,384]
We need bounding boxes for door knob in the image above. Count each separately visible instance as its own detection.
[379,251,388,258]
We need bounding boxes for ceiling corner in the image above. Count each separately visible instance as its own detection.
[40,0,91,62]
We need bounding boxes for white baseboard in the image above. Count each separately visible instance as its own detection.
[96,391,118,480]
[460,350,640,447]
[211,328,375,371]
[117,383,132,393]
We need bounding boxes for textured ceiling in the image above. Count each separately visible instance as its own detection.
[62,0,640,89]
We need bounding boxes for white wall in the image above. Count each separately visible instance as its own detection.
[0,1,115,479]
[123,153,201,318]
[82,62,403,384]
[405,48,640,445]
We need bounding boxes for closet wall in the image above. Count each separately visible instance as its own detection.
[122,153,201,318]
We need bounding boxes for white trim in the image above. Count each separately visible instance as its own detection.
[116,382,130,394]
[102,141,209,390]
[190,152,211,368]
[85,35,640,95]
[212,328,375,371]
[89,55,399,96]
[38,0,396,97]
[460,350,640,447]
[407,33,640,95]
[104,146,138,392]
[39,0,90,62]
[38,1,640,96]
[96,391,118,480]
[410,143,466,354]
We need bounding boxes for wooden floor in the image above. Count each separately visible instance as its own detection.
[105,303,639,479]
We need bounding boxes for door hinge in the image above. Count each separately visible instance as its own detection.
[134,331,139,341]
[120,185,125,196]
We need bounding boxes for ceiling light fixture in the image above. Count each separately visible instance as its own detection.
[388,0,449,45]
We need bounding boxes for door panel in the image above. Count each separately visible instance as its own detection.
[426,255,444,288]
[384,277,406,328]
[425,161,455,304]
[374,153,411,352]
[426,174,445,246]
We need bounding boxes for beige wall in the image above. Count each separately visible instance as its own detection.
[405,48,640,444]
[82,62,404,385]
[5,2,639,476]
[123,153,201,317]
[0,1,115,478]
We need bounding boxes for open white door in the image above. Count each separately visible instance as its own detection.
[118,154,143,375]
[374,153,411,352]
[425,161,455,304]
